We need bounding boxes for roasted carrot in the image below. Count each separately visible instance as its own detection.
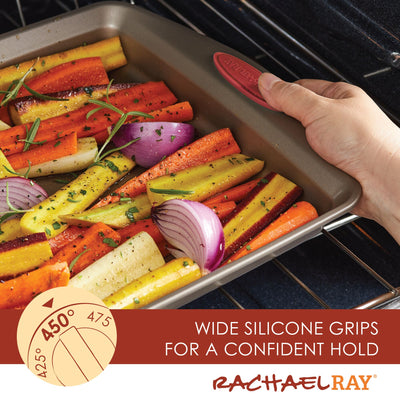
[224,201,318,264]
[48,225,88,255]
[17,57,109,97]
[41,222,121,277]
[0,261,69,309]
[203,179,259,206]
[131,101,194,123]
[206,201,237,219]
[93,127,241,207]
[0,81,177,156]
[7,132,78,170]
[118,218,169,257]
[92,101,194,145]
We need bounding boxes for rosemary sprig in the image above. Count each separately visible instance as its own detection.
[20,118,42,152]
[3,160,32,179]
[1,59,38,107]
[86,98,153,162]
[149,188,195,195]
[21,82,69,102]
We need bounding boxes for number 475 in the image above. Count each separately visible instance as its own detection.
[87,311,111,327]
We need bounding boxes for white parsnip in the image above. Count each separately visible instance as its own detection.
[69,231,165,300]
[16,137,98,178]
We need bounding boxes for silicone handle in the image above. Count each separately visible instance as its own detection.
[213,52,276,110]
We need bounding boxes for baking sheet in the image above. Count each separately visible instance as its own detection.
[0,1,361,308]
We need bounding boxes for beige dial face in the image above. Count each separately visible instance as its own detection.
[17,286,117,386]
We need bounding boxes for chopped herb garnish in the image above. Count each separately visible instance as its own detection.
[170,135,176,142]
[183,260,189,267]
[261,178,269,184]
[67,198,81,203]
[52,222,61,230]
[246,245,251,251]
[125,206,139,222]
[45,227,51,236]
[103,237,118,248]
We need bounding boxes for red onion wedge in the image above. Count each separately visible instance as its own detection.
[0,177,48,219]
[152,199,225,273]
[112,121,195,168]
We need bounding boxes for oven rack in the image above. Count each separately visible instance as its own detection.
[5,0,400,310]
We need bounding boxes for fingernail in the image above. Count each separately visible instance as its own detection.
[258,73,282,91]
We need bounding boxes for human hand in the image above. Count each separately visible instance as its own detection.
[258,73,400,244]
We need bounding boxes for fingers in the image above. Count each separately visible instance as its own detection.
[296,78,364,100]
[258,73,325,126]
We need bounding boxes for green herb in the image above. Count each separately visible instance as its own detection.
[261,178,269,184]
[3,160,31,179]
[69,248,90,271]
[125,206,139,222]
[54,141,61,148]
[170,135,176,142]
[149,188,194,195]
[0,59,37,106]
[103,237,118,248]
[67,198,80,203]
[104,160,121,173]
[52,222,61,230]
[246,245,251,251]
[54,178,71,184]
[45,227,51,236]
[80,189,87,195]
[183,260,189,267]
[21,118,42,152]
[134,298,140,304]
[21,82,69,102]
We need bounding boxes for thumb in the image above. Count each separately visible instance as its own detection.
[258,73,323,126]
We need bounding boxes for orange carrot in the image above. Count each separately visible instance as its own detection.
[7,132,78,170]
[206,201,237,219]
[0,261,69,309]
[0,81,177,156]
[93,128,241,208]
[203,179,260,206]
[42,222,121,277]
[17,57,109,97]
[92,101,194,145]
[224,201,318,264]
[118,218,169,256]
[48,225,88,255]
[131,101,194,123]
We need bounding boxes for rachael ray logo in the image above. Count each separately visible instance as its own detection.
[213,374,376,392]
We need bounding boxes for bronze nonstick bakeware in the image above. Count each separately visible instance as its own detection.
[0,1,361,308]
